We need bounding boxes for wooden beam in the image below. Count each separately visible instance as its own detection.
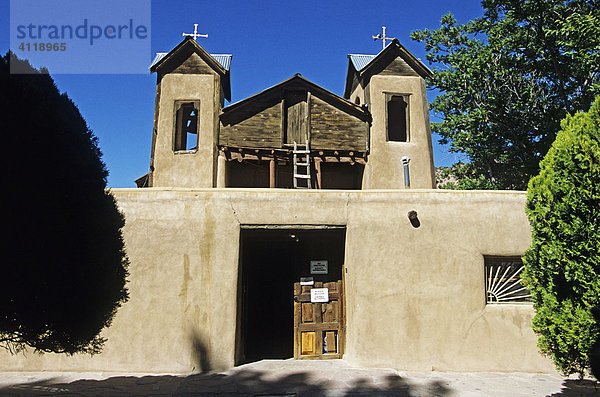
[224,151,365,164]
[219,145,367,164]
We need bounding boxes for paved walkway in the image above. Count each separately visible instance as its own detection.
[0,359,598,396]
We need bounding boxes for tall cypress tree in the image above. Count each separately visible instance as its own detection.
[522,97,600,378]
[0,53,129,354]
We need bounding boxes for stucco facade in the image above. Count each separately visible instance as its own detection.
[151,69,222,188]
[1,38,554,374]
[0,189,552,373]
[362,75,436,189]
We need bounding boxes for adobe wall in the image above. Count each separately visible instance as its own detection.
[0,189,554,373]
[363,75,437,189]
[151,73,220,188]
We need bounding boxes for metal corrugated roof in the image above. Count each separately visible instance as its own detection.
[149,53,168,69]
[348,54,376,72]
[209,54,232,71]
[149,52,232,71]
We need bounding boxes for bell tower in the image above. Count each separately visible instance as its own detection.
[344,39,436,189]
[144,36,231,188]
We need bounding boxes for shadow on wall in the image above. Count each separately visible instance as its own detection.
[0,370,453,396]
[190,330,211,373]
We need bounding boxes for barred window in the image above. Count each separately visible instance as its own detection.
[485,256,532,304]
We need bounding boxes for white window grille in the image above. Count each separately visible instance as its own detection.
[485,257,532,304]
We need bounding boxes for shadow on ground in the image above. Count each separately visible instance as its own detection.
[552,379,600,396]
[0,369,453,396]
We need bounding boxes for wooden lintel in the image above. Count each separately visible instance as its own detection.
[219,146,366,164]
[224,152,365,165]
[317,156,366,164]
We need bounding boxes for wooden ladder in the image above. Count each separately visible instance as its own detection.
[293,141,312,189]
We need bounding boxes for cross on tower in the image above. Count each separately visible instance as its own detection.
[372,26,396,50]
[182,24,208,41]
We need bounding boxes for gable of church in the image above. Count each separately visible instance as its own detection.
[219,75,370,153]
[343,39,432,99]
[150,37,231,101]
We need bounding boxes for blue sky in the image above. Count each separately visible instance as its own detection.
[1,0,484,187]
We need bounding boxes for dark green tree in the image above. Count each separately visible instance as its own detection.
[412,0,600,190]
[521,97,600,378]
[0,53,129,354]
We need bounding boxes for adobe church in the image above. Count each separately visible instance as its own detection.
[1,35,554,373]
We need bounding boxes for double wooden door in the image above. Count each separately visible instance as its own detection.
[293,280,344,359]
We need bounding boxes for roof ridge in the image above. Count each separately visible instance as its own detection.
[150,51,231,71]
[222,74,366,115]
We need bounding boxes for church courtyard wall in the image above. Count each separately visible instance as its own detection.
[0,189,554,373]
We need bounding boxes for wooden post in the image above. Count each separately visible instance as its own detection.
[315,157,322,189]
[270,156,276,188]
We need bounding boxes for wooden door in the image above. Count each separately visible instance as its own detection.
[293,280,344,359]
[285,91,307,145]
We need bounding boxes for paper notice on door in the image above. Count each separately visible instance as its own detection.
[311,288,329,303]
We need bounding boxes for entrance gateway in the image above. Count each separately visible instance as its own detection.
[236,226,346,364]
